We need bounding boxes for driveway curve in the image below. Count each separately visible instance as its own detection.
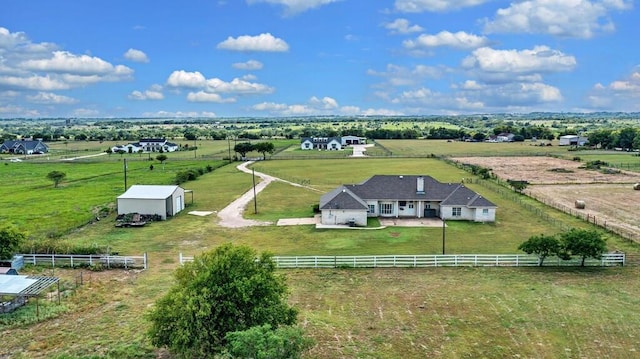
[216,161,321,228]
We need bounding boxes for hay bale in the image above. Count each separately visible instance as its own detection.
[633,183,640,190]
[575,200,586,209]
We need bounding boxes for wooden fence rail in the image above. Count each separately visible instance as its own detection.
[18,253,148,270]
[179,253,625,268]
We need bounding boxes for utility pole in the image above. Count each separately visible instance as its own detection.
[123,158,128,191]
[442,217,446,255]
[227,136,232,163]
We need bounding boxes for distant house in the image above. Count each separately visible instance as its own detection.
[300,137,342,150]
[0,139,49,154]
[117,185,186,220]
[111,143,142,154]
[111,138,178,154]
[320,175,497,226]
[559,135,588,146]
[139,138,179,152]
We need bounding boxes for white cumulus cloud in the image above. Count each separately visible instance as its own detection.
[247,0,341,16]
[129,85,164,100]
[403,31,490,50]
[232,60,264,70]
[395,0,491,13]
[384,18,424,34]
[26,92,78,104]
[483,0,633,39]
[186,91,236,103]
[166,70,207,88]
[217,33,289,52]
[462,46,576,75]
[124,48,149,63]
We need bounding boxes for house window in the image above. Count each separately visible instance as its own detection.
[399,201,407,207]
[380,203,394,215]
[425,203,431,209]
[368,205,375,214]
[452,207,462,217]
[482,208,489,215]
[408,202,414,209]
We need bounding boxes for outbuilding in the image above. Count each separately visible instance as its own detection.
[117,185,186,220]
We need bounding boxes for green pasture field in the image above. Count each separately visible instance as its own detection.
[2,156,640,358]
[0,159,226,239]
[569,150,640,170]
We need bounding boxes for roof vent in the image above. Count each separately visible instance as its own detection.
[399,175,403,179]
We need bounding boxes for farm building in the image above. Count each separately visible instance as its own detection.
[320,175,497,226]
[341,136,366,145]
[117,185,186,220]
[559,135,588,146]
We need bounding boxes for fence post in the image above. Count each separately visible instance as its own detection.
[144,252,148,269]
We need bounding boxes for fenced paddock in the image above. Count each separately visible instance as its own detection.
[179,253,625,268]
[19,253,148,270]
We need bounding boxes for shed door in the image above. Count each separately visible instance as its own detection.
[175,196,183,213]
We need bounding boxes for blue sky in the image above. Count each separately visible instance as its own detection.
[1,0,638,118]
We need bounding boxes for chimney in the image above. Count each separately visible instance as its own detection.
[417,176,425,194]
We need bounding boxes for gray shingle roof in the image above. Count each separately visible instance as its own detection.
[320,186,368,210]
[329,175,496,208]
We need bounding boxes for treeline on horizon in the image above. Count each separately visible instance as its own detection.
[1,116,639,150]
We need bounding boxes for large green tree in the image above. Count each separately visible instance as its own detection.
[254,142,275,160]
[560,229,607,266]
[147,244,297,358]
[518,234,562,266]
[234,142,254,159]
[46,170,66,188]
[0,226,26,260]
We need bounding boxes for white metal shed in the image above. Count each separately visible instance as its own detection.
[117,185,185,220]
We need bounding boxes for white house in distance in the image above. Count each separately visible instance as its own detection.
[300,137,342,150]
[559,135,588,146]
[320,175,497,226]
[117,185,186,220]
[111,138,179,154]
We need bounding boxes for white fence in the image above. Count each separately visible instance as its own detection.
[179,253,625,268]
[19,253,148,270]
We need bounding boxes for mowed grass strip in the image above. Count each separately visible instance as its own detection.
[376,139,569,157]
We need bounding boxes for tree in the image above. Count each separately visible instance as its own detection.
[46,170,66,188]
[234,142,254,159]
[518,234,561,266]
[0,226,25,260]
[507,179,529,193]
[254,142,275,160]
[156,154,167,164]
[224,324,312,359]
[147,244,297,357]
[560,229,607,266]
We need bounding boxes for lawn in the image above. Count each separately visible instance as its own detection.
[376,139,570,157]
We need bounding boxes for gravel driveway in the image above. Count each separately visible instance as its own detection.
[216,161,320,228]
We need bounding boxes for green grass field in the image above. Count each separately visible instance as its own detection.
[2,146,640,358]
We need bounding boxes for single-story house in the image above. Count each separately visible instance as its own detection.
[117,185,186,220]
[559,135,588,146]
[300,137,342,150]
[0,139,49,154]
[320,175,497,226]
[112,138,179,154]
[111,143,142,154]
[139,138,179,152]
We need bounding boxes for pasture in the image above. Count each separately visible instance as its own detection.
[2,142,640,358]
